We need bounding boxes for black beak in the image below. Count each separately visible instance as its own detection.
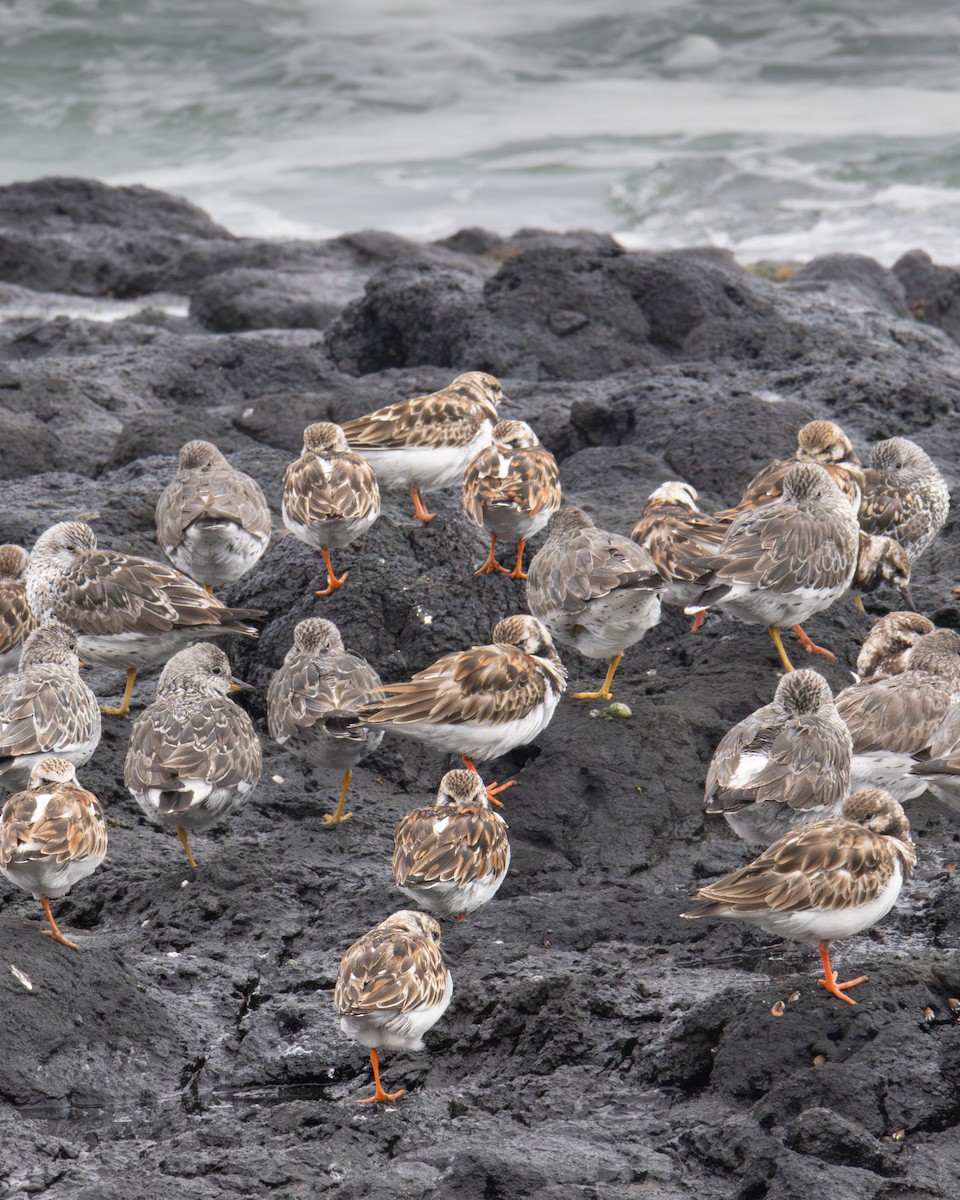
[229,677,254,692]
[897,585,916,611]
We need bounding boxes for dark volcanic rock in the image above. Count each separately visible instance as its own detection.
[1,179,960,1200]
[190,268,347,333]
[893,248,960,343]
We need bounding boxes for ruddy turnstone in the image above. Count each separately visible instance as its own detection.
[683,788,915,1006]
[358,614,566,793]
[334,909,453,1104]
[156,440,272,593]
[266,618,383,824]
[630,482,725,611]
[393,769,510,919]
[856,611,935,681]
[0,545,36,676]
[705,669,852,847]
[281,423,381,596]
[912,704,960,810]
[835,628,960,803]
[526,506,663,701]
[26,521,265,717]
[462,419,561,580]
[859,437,949,561]
[851,532,913,612]
[0,757,106,951]
[0,624,101,791]
[340,372,505,524]
[685,463,859,673]
[124,643,262,867]
[715,419,864,521]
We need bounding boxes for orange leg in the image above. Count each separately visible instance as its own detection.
[816,941,868,1006]
[505,539,528,581]
[409,484,436,525]
[356,1048,406,1104]
[793,624,836,661]
[40,896,79,951]
[456,912,466,922]
[316,547,349,596]
[690,610,706,633]
[473,534,504,576]
[461,755,513,808]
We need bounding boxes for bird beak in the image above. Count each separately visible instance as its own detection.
[897,584,915,611]
[498,395,513,408]
[852,595,867,615]
[229,677,254,692]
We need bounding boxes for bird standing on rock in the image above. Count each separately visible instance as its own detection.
[859,437,949,562]
[685,463,860,673]
[267,618,383,825]
[462,419,562,580]
[124,643,262,868]
[335,910,453,1104]
[155,440,272,593]
[683,788,915,1007]
[526,506,663,701]
[26,521,265,717]
[340,371,505,524]
[0,757,107,951]
[281,422,381,597]
[631,481,725,611]
[0,545,37,676]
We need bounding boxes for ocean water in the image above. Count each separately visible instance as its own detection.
[2,0,960,263]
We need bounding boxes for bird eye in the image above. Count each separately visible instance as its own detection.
[212,666,223,675]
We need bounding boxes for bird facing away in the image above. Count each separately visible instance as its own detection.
[281,422,381,596]
[26,521,265,717]
[334,909,453,1104]
[630,481,726,611]
[685,463,860,673]
[124,643,262,868]
[462,419,562,580]
[715,419,864,522]
[393,769,511,920]
[855,611,935,681]
[859,437,949,562]
[683,788,915,1006]
[0,757,107,951]
[0,623,102,792]
[912,703,960,811]
[156,440,272,592]
[358,614,566,798]
[0,545,37,676]
[267,618,383,825]
[705,669,853,847]
[835,628,960,804]
[340,371,505,523]
[526,506,663,701]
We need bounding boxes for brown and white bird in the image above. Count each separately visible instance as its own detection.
[462,419,561,580]
[526,506,663,701]
[266,618,383,825]
[0,624,101,791]
[851,532,914,612]
[836,628,960,804]
[855,611,935,681]
[705,669,852,847]
[340,372,505,524]
[683,789,915,1006]
[155,440,272,592]
[393,769,511,919]
[912,704,960,811]
[124,644,262,868]
[859,437,949,562]
[715,419,864,522]
[26,521,264,717]
[0,545,36,676]
[685,464,860,673]
[359,615,566,794]
[0,757,107,951]
[631,482,726,610]
[334,910,453,1104]
[281,423,381,596]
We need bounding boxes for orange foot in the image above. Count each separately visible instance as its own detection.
[816,941,867,1006]
[410,484,436,525]
[503,539,528,580]
[690,610,706,633]
[316,548,348,596]
[461,756,514,808]
[456,912,466,922]
[793,624,836,660]
[40,897,79,951]
[473,534,509,576]
[357,1049,406,1104]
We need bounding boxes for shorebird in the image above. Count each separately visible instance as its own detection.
[859,437,949,562]
[462,419,561,580]
[855,612,935,681]
[526,506,663,701]
[156,440,271,593]
[335,910,453,1104]
[683,789,915,1006]
[340,372,505,524]
[631,481,725,617]
[0,545,36,676]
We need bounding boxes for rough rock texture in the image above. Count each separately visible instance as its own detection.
[0,178,959,1200]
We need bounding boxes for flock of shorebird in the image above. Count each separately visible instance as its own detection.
[0,369,955,1104]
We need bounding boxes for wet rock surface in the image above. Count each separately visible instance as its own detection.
[0,177,959,1199]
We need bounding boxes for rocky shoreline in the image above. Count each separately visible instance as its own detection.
[1,177,959,1200]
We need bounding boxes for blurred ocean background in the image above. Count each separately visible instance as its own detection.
[2,0,960,262]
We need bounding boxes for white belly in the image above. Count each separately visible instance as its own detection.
[131,779,257,831]
[724,798,845,849]
[282,726,383,773]
[711,584,844,629]
[0,732,101,792]
[398,856,510,917]
[357,424,493,492]
[282,506,378,552]
[551,591,662,660]
[481,505,553,544]
[383,690,561,762]
[2,851,105,901]
[167,522,269,588]
[340,971,453,1052]
[78,628,232,671]
[850,752,929,804]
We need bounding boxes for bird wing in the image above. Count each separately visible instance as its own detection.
[334,927,448,1016]
[282,452,380,526]
[392,805,509,888]
[463,446,561,525]
[157,467,271,551]
[836,672,952,754]
[529,528,662,620]
[0,582,36,657]
[0,784,106,869]
[268,650,382,741]
[632,506,725,585]
[0,672,99,761]
[124,699,262,792]
[859,472,925,546]
[341,394,481,450]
